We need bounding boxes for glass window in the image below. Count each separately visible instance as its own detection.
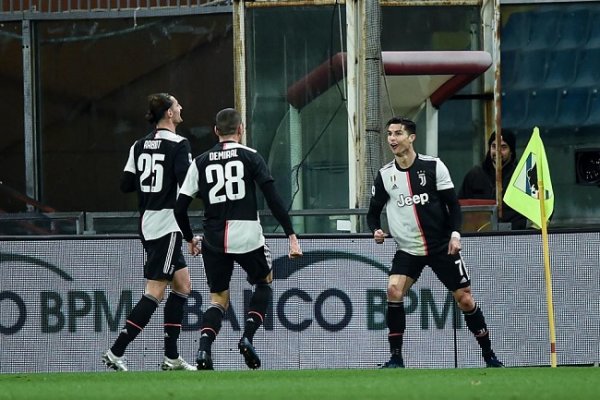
[382,6,480,52]
[246,6,348,233]
[381,6,483,185]
[37,15,233,212]
[0,22,25,212]
[246,5,481,233]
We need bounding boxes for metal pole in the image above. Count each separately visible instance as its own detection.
[363,0,382,208]
[346,0,358,224]
[233,0,247,136]
[22,19,41,210]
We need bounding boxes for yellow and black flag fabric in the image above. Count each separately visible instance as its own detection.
[504,127,554,228]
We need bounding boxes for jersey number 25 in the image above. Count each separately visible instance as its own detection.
[138,153,165,193]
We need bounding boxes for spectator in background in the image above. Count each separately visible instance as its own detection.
[102,93,195,372]
[367,116,504,369]
[458,130,527,230]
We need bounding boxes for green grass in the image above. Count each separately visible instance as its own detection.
[1,367,598,400]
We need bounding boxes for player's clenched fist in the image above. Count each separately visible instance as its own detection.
[373,229,386,244]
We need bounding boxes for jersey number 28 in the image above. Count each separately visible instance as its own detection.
[206,160,246,204]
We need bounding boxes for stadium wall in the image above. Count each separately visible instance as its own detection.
[1,232,599,373]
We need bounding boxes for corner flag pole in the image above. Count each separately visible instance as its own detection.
[503,126,557,366]
[538,170,558,368]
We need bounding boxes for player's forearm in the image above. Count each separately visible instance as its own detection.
[261,181,295,236]
[119,171,136,193]
[174,194,194,241]
[367,198,385,233]
[287,233,303,258]
[439,188,462,233]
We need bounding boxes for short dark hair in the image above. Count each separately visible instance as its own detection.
[215,108,241,135]
[385,116,416,135]
[145,93,173,124]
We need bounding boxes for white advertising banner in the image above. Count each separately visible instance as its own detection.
[1,232,599,372]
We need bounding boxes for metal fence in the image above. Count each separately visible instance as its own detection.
[0,205,501,236]
[0,0,231,19]
[0,209,371,236]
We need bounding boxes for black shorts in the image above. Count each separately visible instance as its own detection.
[142,232,187,281]
[201,244,272,293]
[390,250,471,292]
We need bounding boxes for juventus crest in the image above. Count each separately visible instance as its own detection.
[417,170,427,186]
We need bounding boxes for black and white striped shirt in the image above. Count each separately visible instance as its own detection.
[367,154,461,256]
[122,129,192,241]
[179,141,274,254]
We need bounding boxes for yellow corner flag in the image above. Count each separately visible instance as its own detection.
[505,126,558,368]
[504,127,554,228]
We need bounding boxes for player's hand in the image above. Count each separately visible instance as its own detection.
[448,237,461,255]
[288,234,303,259]
[373,229,386,244]
[188,235,202,256]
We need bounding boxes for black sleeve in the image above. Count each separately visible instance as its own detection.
[438,188,462,233]
[367,197,385,233]
[366,172,388,233]
[174,194,194,242]
[174,141,192,186]
[120,171,136,193]
[260,181,295,236]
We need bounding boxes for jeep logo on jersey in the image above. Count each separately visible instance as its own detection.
[396,193,429,207]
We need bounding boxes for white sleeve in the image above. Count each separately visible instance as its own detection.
[179,162,201,198]
[436,158,455,191]
[123,143,136,173]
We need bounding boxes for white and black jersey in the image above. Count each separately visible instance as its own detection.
[122,129,192,241]
[178,140,293,254]
[367,154,462,256]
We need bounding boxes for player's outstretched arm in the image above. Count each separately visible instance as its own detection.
[260,181,303,258]
[261,180,295,228]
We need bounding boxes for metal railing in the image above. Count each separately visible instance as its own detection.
[84,208,372,235]
[0,205,504,236]
[0,211,84,235]
[0,209,371,236]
